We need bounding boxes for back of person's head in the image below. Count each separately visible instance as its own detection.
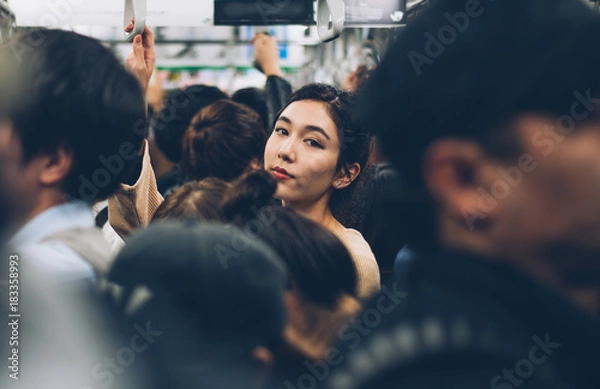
[152,85,227,163]
[359,0,600,250]
[341,64,374,92]
[151,178,230,223]
[109,221,288,388]
[232,87,268,130]
[0,28,145,202]
[181,100,267,182]
[222,169,357,308]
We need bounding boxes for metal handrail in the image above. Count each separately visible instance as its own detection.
[0,0,15,19]
[317,0,345,42]
[124,0,146,42]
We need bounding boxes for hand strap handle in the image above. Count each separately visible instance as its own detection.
[124,0,147,42]
[317,0,345,43]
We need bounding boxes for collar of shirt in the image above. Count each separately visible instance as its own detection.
[8,200,95,250]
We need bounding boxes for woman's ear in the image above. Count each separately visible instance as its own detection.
[333,163,361,189]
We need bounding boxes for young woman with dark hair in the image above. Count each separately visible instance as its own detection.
[263,83,380,299]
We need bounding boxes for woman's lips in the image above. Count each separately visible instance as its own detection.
[273,171,291,180]
[272,167,293,180]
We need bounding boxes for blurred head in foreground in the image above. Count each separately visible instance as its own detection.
[360,0,600,292]
[109,222,288,389]
[0,29,145,233]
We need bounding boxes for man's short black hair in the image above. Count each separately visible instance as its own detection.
[232,87,268,130]
[359,0,600,248]
[0,28,146,202]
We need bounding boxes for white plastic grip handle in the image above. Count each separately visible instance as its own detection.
[124,0,147,42]
[317,0,345,43]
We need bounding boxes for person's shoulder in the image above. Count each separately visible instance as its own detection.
[334,227,368,246]
[16,242,95,283]
[334,228,375,258]
[326,352,546,389]
[336,227,364,239]
[334,227,380,298]
[325,312,552,389]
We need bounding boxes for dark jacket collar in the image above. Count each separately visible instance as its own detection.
[412,248,600,384]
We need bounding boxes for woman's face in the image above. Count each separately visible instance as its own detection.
[264,100,342,205]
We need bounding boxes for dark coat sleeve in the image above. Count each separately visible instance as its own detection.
[265,75,292,133]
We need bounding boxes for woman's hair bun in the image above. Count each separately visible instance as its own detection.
[221,169,278,224]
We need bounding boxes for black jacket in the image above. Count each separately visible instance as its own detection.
[265,75,292,132]
[322,250,600,389]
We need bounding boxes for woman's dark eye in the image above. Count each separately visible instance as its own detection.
[275,128,288,136]
[306,139,323,148]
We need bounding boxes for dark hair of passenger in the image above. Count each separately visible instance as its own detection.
[222,169,358,308]
[328,162,405,275]
[0,28,146,202]
[181,100,267,182]
[232,87,268,130]
[274,83,372,215]
[358,0,600,250]
[152,85,228,163]
[356,164,406,274]
[151,178,230,223]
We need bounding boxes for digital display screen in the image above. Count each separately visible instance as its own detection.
[214,0,314,26]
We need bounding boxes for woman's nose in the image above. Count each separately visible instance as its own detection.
[277,139,296,162]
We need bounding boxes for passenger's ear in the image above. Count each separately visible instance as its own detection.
[39,145,73,187]
[251,346,274,388]
[423,138,500,231]
[333,163,360,189]
[249,158,262,170]
[252,346,274,368]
